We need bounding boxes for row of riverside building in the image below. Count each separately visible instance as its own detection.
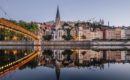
[38,22,130,41]
[37,6,130,41]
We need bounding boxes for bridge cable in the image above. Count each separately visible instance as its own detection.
[0,5,12,20]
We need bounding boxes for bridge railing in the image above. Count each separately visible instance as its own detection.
[0,18,39,40]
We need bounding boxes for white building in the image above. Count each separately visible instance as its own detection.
[124,28,130,39]
[121,51,126,61]
[53,50,64,61]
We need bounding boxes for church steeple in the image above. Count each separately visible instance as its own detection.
[55,5,61,29]
[56,5,60,20]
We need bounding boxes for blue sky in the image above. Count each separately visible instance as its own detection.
[0,0,130,26]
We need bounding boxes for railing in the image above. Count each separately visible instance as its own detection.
[0,18,39,40]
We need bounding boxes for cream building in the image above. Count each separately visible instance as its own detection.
[106,27,121,40]
[106,51,121,62]
[78,26,103,41]
[78,50,103,62]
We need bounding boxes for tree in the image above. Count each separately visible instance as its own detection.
[9,19,38,34]
[62,28,73,40]
[81,51,86,56]
[81,35,86,39]
[43,50,53,59]
[43,35,52,41]
[62,35,73,40]
[62,49,73,60]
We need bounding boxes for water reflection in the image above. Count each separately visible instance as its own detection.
[42,50,129,66]
[1,47,130,80]
[39,49,130,80]
[0,49,33,66]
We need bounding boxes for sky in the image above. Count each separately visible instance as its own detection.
[0,0,130,26]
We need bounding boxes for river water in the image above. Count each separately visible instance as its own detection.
[0,46,130,80]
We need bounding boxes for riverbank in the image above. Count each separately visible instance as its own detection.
[0,41,34,46]
[42,40,130,46]
[1,40,130,46]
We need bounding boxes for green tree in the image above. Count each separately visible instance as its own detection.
[62,49,73,60]
[43,35,52,41]
[62,28,73,40]
[9,19,38,34]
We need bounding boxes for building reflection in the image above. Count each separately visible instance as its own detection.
[55,60,60,80]
[40,49,130,67]
[1,49,130,80]
[35,49,130,80]
[1,49,130,68]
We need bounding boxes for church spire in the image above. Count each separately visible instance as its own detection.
[56,5,60,20]
[55,5,61,29]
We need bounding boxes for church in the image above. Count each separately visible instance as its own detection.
[52,6,64,41]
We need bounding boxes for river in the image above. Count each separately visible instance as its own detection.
[0,46,130,80]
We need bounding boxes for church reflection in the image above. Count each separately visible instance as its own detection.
[55,59,61,80]
[1,48,130,80]
[39,49,130,80]
[41,49,130,65]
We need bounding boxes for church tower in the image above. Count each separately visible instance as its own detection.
[55,5,61,29]
[53,5,64,40]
